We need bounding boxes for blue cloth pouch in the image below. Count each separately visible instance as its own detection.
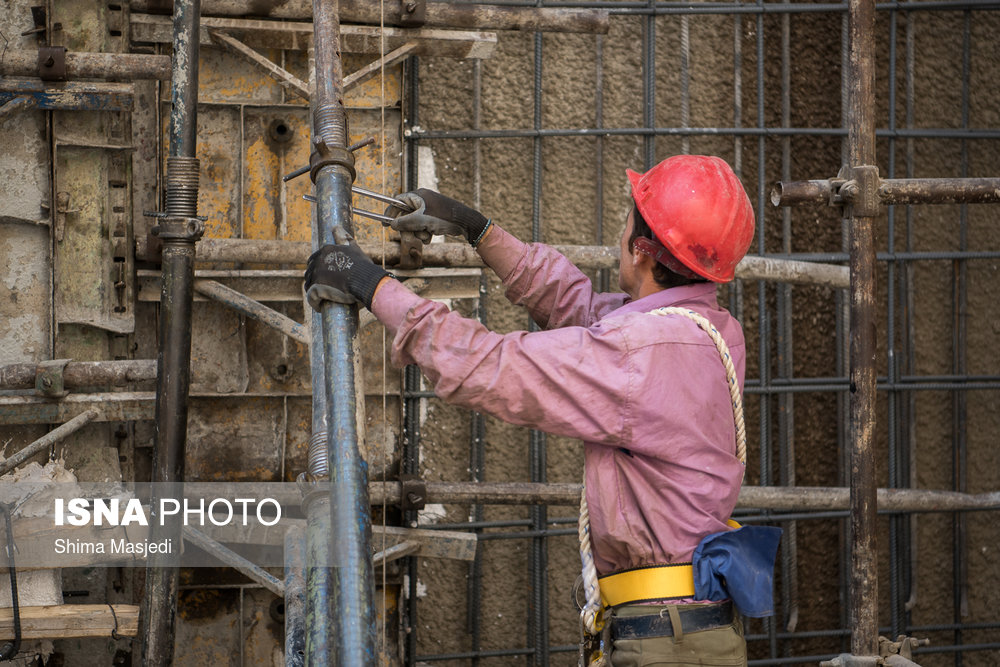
[692,525,783,617]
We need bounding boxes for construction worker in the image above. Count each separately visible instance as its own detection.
[305,155,778,666]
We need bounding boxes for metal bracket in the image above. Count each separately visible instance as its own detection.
[37,46,66,81]
[35,359,71,398]
[833,164,881,217]
[397,231,424,270]
[309,135,357,183]
[151,216,205,241]
[398,475,426,511]
[397,0,427,28]
[879,634,930,662]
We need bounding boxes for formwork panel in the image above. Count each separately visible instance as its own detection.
[185,397,284,482]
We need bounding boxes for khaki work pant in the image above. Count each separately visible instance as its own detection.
[608,603,747,667]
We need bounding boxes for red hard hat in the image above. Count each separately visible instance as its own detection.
[627,155,755,282]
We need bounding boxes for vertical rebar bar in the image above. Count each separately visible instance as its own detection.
[466,56,486,665]
[952,12,972,665]
[311,0,376,663]
[141,0,201,663]
[644,0,656,168]
[778,10,799,643]
[529,18,549,665]
[403,52,421,667]
[847,0,878,657]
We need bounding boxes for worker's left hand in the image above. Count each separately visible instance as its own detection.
[304,236,390,311]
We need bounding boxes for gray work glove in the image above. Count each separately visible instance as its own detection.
[385,189,491,246]
[304,234,390,311]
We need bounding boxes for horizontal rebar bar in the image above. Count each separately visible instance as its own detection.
[408,126,1000,140]
[0,50,171,80]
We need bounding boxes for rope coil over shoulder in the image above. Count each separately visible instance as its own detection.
[578,307,746,639]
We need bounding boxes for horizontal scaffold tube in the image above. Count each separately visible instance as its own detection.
[367,481,1000,513]
[772,176,1000,207]
[190,238,848,289]
[129,0,609,33]
[0,359,156,390]
[0,50,171,80]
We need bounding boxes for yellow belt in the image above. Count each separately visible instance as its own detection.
[599,520,742,608]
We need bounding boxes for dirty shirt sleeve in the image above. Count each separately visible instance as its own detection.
[476,225,627,329]
[371,279,629,446]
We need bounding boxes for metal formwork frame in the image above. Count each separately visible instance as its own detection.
[400,1,1000,665]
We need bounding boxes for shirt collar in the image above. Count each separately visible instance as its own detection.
[608,283,719,319]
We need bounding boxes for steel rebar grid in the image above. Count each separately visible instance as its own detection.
[846,0,879,657]
[140,0,202,663]
[311,0,376,663]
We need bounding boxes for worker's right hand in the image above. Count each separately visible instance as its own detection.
[385,189,492,247]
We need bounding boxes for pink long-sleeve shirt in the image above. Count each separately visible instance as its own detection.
[372,226,746,575]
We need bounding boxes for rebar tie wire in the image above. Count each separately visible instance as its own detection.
[578,308,748,647]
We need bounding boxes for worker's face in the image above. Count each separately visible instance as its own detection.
[618,208,638,297]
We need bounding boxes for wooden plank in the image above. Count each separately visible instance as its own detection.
[0,604,139,639]
[131,15,496,59]
[0,392,155,424]
[0,78,133,112]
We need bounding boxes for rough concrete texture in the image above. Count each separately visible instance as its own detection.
[408,8,1000,667]
[0,222,50,363]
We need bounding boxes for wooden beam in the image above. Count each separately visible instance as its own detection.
[0,604,139,639]
[131,15,497,59]
[209,30,309,100]
[344,42,418,92]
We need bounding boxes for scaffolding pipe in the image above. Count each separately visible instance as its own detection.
[194,279,309,344]
[284,525,307,667]
[129,0,609,33]
[181,526,285,596]
[0,360,156,390]
[847,0,879,657]
[365,482,1000,513]
[311,0,376,664]
[0,409,99,476]
[189,239,850,289]
[771,176,1000,207]
[0,50,172,80]
[140,0,203,663]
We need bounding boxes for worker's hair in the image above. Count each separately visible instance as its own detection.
[628,204,708,288]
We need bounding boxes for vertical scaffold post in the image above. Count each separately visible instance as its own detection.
[847,0,879,658]
[310,0,377,663]
[141,0,203,664]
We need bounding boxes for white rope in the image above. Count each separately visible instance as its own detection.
[577,307,747,651]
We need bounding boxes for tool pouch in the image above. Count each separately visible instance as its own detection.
[692,525,783,617]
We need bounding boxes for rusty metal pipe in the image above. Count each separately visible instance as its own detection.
[194,279,309,344]
[0,50,171,80]
[0,409,99,476]
[141,0,202,664]
[772,177,1000,207]
[190,238,849,289]
[365,482,1000,514]
[129,0,609,33]
[847,0,879,657]
[0,360,156,390]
